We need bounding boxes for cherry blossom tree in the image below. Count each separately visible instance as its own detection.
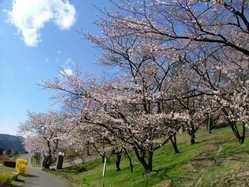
[183,47,249,143]
[25,0,249,174]
[86,19,189,151]
[19,111,76,168]
[41,70,132,171]
[86,0,249,143]
[42,70,191,173]
[102,0,249,56]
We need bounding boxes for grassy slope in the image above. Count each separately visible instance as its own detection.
[51,127,249,187]
[0,155,28,187]
[0,165,26,187]
[0,165,16,184]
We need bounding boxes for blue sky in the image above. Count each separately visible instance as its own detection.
[0,0,113,135]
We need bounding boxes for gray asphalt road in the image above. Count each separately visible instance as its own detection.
[23,167,72,187]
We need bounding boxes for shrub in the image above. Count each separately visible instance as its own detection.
[3,160,16,168]
[0,155,9,163]
[5,150,12,156]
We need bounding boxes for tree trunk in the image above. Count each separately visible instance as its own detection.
[147,151,153,173]
[123,148,133,173]
[170,134,180,153]
[133,147,153,173]
[115,152,122,171]
[187,129,196,144]
[231,122,246,144]
[42,140,53,169]
[207,115,213,134]
[86,141,91,156]
[42,155,52,169]
[241,123,246,144]
[190,132,196,144]
[188,121,196,144]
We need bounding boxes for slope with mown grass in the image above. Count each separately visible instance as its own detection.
[50,127,249,187]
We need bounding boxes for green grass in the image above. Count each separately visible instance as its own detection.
[50,127,249,187]
[0,161,26,187]
[0,165,26,187]
[0,165,16,184]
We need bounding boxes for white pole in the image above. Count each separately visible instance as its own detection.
[102,156,107,177]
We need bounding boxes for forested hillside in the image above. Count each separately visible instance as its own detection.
[0,134,25,153]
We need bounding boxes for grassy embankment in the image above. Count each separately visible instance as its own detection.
[50,127,249,187]
[0,165,26,187]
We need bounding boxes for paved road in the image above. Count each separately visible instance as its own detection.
[23,167,72,187]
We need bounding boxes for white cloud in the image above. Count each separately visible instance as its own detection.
[8,0,76,47]
[60,68,74,76]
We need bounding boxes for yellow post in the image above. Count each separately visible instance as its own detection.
[16,159,28,174]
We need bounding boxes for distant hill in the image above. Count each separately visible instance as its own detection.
[0,134,25,153]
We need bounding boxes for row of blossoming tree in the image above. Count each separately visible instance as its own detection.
[19,0,249,173]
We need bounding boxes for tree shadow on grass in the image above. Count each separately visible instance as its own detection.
[152,161,188,180]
